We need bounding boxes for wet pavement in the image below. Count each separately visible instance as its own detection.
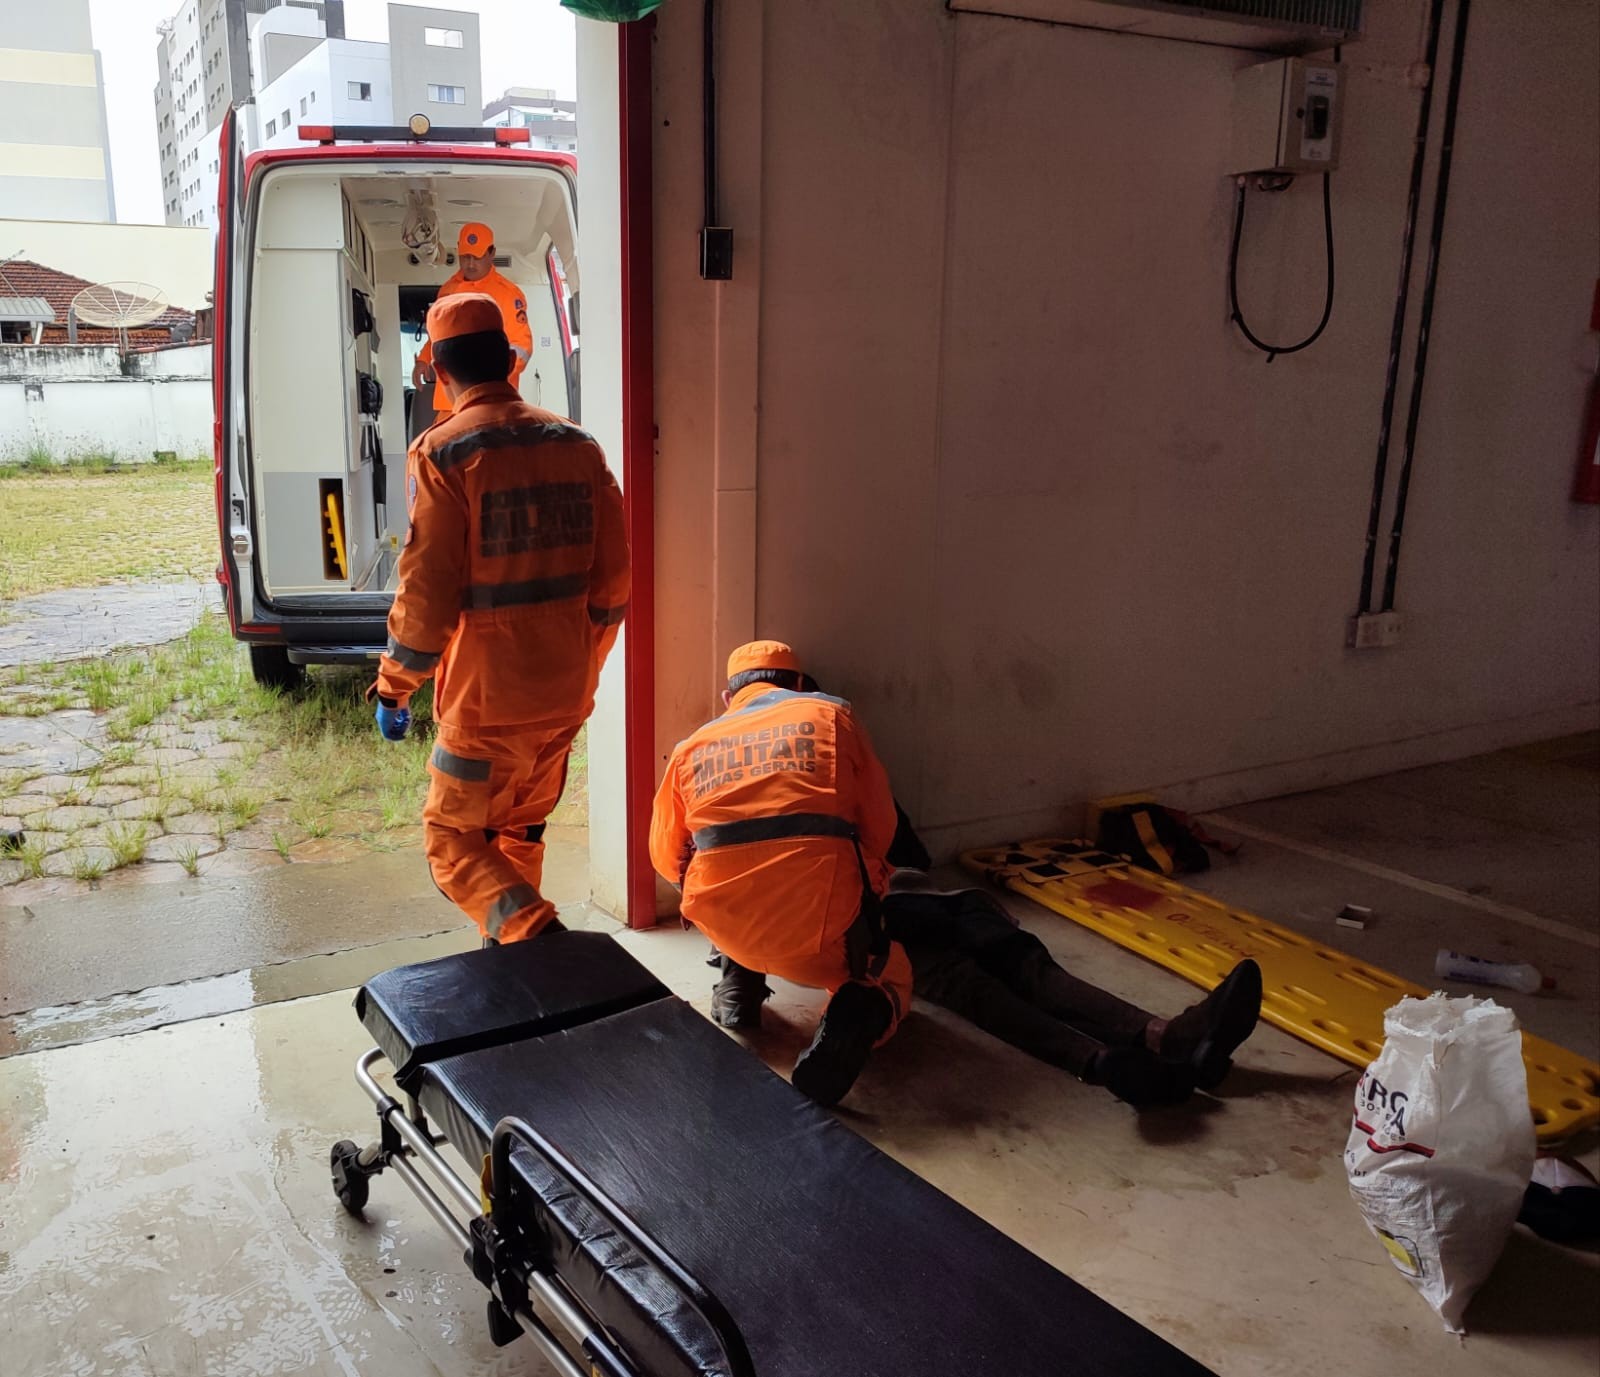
[0,832,590,1041]
[0,745,1595,1374]
[0,902,1594,1377]
[0,581,219,667]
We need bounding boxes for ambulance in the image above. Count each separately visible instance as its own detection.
[211,110,580,687]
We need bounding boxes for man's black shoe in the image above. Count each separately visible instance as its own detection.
[1160,959,1263,1089]
[790,983,892,1107]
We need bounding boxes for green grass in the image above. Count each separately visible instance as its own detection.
[69,852,108,882]
[174,842,201,877]
[0,460,216,600]
[272,830,293,860]
[106,823,150,868]
[12,839,47,879]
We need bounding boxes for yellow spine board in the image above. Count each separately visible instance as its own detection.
[324,491,348,580]
[962,838,1600,1145]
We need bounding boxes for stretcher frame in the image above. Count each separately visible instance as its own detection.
[336,1046,757,1377]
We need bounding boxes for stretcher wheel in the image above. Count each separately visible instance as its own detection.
[485,1299,522,1348]
[330,1139,371,1215]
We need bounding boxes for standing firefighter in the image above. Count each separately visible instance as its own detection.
[374,293,628,944]
[650,642,915,1106]
[412,221,534,418]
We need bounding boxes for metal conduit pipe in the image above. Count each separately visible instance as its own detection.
[1356,0,1448,615]
[1380,0,1474,611]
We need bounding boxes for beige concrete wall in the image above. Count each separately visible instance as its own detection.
[649,0,1600,866]
[0,219,214,309]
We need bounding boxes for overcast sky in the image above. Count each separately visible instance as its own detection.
[89,1,578,226]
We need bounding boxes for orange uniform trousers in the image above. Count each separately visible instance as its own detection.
[422,722,581,944]
[715,912,913,1044]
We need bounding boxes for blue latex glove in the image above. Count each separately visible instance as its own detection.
[375,702,411,741]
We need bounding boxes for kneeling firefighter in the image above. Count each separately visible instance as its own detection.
[649,641,913,1106]
[373,293,628,944]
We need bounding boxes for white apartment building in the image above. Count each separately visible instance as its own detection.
[154,0,339,230]
[483,87,578,154]
[0,1,115,223]
[254,7,482,151]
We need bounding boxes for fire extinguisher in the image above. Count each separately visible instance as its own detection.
[1574,278,1600,505]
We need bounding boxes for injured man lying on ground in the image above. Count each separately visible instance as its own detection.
[649,639,1264,1109]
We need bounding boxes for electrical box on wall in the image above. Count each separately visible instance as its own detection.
[1231,58,1343,176]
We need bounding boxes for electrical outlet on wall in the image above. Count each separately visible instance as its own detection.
[1348,611,1402,649]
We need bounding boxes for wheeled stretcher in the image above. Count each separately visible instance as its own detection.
[331,930,1215,1376]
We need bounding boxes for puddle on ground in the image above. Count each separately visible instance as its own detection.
[0,581,217,667]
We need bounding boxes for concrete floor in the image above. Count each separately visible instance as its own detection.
[1,739,1596,1375]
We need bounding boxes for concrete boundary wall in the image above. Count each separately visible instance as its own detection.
[0,344,212,463]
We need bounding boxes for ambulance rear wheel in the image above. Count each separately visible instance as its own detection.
[249,645,306,692]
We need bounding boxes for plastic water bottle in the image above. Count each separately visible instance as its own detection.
[1434,949,1553,995]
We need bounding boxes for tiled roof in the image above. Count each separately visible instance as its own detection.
[0,259,195,345]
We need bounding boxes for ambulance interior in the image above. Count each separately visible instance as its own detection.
[245,162,579,601]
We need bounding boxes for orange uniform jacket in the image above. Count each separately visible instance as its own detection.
[377,382,628,732]
[650,686,899,973]
[419,267,534,415]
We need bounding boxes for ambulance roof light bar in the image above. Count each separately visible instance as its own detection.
[296,115,530,146]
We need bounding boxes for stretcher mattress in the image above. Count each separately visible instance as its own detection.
[355,930,669,1082]
[359,937,1214,1377]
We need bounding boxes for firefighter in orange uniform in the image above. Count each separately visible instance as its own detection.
[375,293,628,945]
[412,221,534,418]
[650,642,914,1106]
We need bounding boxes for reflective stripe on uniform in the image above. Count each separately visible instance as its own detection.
[462,570,589,610]
[486,882,541,937]
[588,600,627,627]
[717,687,848,724]
[429,420,595,473]
[692,812,858,852]
[431,745,492,781]
[386,636,440,671]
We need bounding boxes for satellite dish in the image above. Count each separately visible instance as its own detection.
[70,281,169,330]
[71,281,170,353]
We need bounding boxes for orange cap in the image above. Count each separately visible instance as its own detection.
[727,640,802,681]
[426,292,505,344]
[457,221,494,255]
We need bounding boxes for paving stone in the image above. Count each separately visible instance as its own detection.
[38,806,111,832]
[205,741,249,760]
[24,775,80,798]
[170,760,222,781]
[109,796,168,822]
[28,831,69,856]
[136,747,199,768]
[44,846,117,879]
[144,724,188,745]
[100,766,161,787]
[226,821,293,852]
[0,858,24,885]
[2,794,55,818]
[85,785,144,807]
[143,833,222,864]
[162,811,221,837]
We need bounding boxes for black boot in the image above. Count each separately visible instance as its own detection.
[1159,959,1263,1089]
[791,983,893,1107]
[710,956,771,1030]
[1084,1046,1195,1109]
